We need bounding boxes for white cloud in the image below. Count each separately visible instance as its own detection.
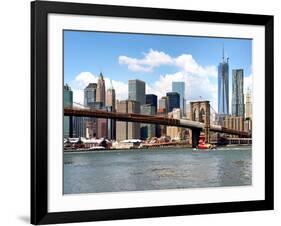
[118,49,217,78]
[119,56,151,72]
[68,72,98,104]
[69,72,128,104]
[174,54,217,77]
[119,49,173,72]
[244,73,253,93]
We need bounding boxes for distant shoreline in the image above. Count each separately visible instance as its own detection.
[64,144,252,154]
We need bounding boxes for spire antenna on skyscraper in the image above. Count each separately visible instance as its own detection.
[222,43,225,61]
[218,43,229,115]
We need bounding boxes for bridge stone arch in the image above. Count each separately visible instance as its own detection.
[193,108,199,121]
[190,101,211,145]
[199,108,205,123]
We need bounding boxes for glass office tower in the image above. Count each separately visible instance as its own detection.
[128,79,146,105]
[172,81,186,116]
[218,50,229,115]
[166,92,180,113]
[232,69,244,117]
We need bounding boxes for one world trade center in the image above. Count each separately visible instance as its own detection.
[218,48,229,115]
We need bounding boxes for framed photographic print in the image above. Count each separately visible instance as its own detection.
[31,0,274,224]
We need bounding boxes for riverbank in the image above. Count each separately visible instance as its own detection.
[64,144,252,153]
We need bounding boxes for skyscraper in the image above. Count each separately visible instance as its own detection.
[116,100,140,141]
[106,81,116,111]
[128,79,146,105]
[106,81,116,140]
[140,104,156,140]
[84,83,97,106]
[145,94,159,137]
[232,69,244,117]
[172,81,186,116]
[106,106,116,140]
[166,108,183,140]
[96,72,106,106]
[245,88,252,119]
[64,84,73,138]
[146,94,157,110]
[158,96,168,137]
[84,83,98,139]
[166,92,180,113]
[218,48,229,115]
[158,96,168,114]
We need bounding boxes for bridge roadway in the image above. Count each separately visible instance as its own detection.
[64,107,251,137]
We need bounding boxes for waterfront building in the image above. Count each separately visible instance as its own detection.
[172,81,186,116]
[140,104,156,140]
[166,92,180,113]
[116,100,140,141]
[166,108,183,140]
[85,105,108,138]
[244,118,252,132]
[223,116,244,131]
[72,102,88,138]
[92,104,108,139]
[84,83,97,106]
[218,48,229,115]
[128,79,146,105]
[73,116,86,138]
[85,120,97,138]
[232,69,244,117]
[97,118,108,138]
[245,88,252,119]
[64,84,73,138]
[96,72,106,106]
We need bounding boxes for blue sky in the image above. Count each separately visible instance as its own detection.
[64,30,252,111]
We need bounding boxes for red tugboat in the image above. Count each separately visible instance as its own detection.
[197,134,216,150]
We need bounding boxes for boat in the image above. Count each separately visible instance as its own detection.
[197,134,216,150]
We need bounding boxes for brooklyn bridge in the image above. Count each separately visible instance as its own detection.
[64,100,251,147]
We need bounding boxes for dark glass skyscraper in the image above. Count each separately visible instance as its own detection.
[172,81,186,116]
[232,69,244,117]
[145,94,158,137]
[84,83,97,106]
[218,49,229,115]
[146,94,157,110]
[166,92,180,113]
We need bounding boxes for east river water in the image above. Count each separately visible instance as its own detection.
[63,146,252,194]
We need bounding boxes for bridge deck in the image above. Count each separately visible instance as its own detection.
[64,107,251,137]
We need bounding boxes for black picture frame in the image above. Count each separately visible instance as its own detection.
[31,0,274,224]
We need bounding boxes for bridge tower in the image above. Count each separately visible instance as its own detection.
[190,100,211,147]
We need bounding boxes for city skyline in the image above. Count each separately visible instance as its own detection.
[62,30,253,197]
[64,30,252,112]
